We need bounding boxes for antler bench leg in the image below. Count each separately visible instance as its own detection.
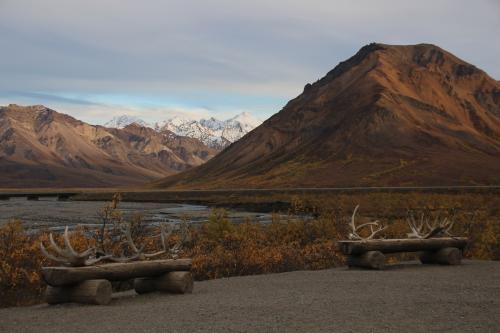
[347,251,386,270]
[134,271,194,294]
[45,279,112,305]
[420,247,462,265]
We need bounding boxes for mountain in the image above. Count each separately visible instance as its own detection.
[104,115,152,129]
[158,112,262,149]
[153,43,500,189]
[156,116,229,149]
[104,112,262,149]
[220,112,263,142]
[0,104,217,187]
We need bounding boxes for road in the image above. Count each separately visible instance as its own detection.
[1,185,500,199]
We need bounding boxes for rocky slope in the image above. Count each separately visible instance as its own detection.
[0,104,217,187]
[154,43,500,189]
[105,112,262,149]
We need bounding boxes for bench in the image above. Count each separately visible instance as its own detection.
[337,237,468,270]
[42,259,193,305]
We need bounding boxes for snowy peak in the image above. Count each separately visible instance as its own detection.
[199,117,225,131]
[222,112,262,142]
[104,115,151,129]
[104,112,262,150]
[228,112,262,128]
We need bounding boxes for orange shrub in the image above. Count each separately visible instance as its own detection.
[0,221,46,306]
[186,210,346,280]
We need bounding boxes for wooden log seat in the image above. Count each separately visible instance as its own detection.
[43,259,193,305]
[46,279,112,305]
[42,259,192,287]
[134,271,194,294]
[338,238,467,270]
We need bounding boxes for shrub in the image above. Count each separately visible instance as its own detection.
[186,212,347,280]
[0,221,47,306]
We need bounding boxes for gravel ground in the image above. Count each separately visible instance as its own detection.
[1,260,499,333]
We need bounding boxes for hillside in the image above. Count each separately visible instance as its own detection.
[0,105,217,187]
[154,43,500,189]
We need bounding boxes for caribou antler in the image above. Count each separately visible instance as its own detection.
[169,218,190,259]
[109,222,171,262]
[40,227,111,266]
[111,220,189,262]
[406,211,455,239]
[41,220,190,266]
[348,205,386,241]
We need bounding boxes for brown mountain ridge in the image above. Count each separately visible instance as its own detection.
[154,43,500,189]
[0,104,218,187]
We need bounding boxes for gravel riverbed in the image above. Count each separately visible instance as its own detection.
[0,198,279,230]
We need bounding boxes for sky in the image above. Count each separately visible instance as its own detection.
[0,0,499,124]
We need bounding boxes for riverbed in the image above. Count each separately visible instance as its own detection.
[0,197,282,231]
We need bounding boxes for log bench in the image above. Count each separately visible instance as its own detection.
[42,259,193,305]
[337,237,467,270]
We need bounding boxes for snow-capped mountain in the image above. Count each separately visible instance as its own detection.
[103,112,262,150]
[158,116,226,148]
[104,115,152,129]
[221,112,262,143]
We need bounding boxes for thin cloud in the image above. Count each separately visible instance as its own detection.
[0,0,498,122]
[0,91,104,106]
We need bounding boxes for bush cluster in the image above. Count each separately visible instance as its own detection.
[187,209,345,280]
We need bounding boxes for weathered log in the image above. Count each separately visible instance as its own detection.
[420,247,462,265]
[45,279,112,305]
[338,237,467,255]
[42,259,192,286]
[347,251,386,270]
[134,271,194,294]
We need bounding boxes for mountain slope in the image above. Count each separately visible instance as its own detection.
[153,43,500,189]
[0,105,217,187]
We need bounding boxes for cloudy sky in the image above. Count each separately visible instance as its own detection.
[0,0,499,124]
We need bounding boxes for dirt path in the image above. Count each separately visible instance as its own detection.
[1,260,499,332]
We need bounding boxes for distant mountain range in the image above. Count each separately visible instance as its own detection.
[154,43,500,189]
[104,112,262,149]
[3,44,499,189]
[0,104,218,187]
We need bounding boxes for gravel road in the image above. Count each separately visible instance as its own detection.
[1,260,499,332]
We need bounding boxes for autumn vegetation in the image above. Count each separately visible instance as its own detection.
[1,191,499,307]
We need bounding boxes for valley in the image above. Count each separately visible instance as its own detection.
[2,44,499,190]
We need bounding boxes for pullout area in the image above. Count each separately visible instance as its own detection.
[1,260,499,332]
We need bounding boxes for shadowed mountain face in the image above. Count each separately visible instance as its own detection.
[0,105,218,187]
[154,43,500,189]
